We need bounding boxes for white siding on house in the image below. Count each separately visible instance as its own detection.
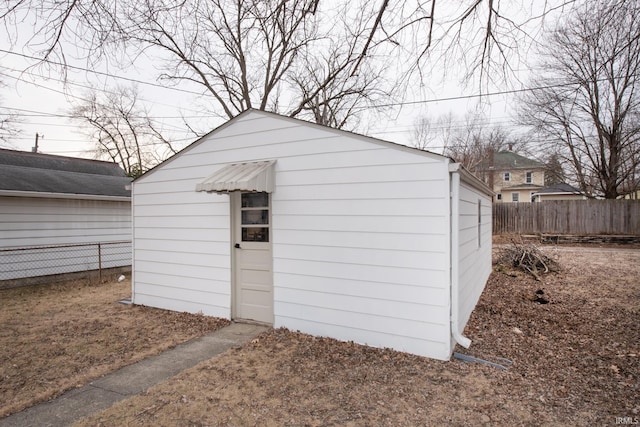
[133,111,455,360]
[0,196,131,280]
[0,197,131,246]
[454,181,493,344]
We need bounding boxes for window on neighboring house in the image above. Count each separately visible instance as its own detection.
[496,193,502,201]
[504,172,510,182]
[526,171,533,184]
[530,192,536,202]
[512,192,519,202]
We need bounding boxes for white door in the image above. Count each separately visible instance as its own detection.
[232,192,273,324]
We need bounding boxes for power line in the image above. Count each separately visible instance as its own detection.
[0,64,210,116]
[0,101,210,121]
[0,48,206,97]
[5,45,638,113]
[0,70,210,126]
[0,100,525,134]
[0,47,594,111]
[0,69,97,106]
[41,136,197,154]
[368,81,582,109]
[0,106,70,118]
[3,46,638,143]
[11,136,92,143]
[11,137,196,148]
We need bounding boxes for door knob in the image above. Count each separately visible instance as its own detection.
[234,243,241,249]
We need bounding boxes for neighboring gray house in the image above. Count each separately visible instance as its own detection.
[0,149,132,282]
[131,110,493,360]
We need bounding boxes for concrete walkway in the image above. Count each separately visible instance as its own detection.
[0,322,269,427]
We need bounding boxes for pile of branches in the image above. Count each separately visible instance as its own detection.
[497,241,561,280]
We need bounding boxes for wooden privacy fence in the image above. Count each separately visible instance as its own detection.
[493,200,640,235]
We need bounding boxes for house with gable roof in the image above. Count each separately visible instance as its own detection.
[475,150,546,202]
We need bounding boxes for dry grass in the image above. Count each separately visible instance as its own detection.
[74,246,639,426]
[0,278,229,418]
[2,246,638,426]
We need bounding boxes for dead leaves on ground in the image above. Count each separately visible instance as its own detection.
[0,280,229,418]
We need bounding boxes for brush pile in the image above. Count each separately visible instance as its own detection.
[497,241,560,280]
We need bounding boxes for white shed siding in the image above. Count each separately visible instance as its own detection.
[455,181,493,337]
[132,186,231,317]
[133,111,455,360]
[0,196,131,280]
[268,133,451,358]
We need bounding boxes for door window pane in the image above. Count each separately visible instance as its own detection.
[240,192,269,242]
[242,192,269,208]
[242,227,269,242]
[242,209,269,225]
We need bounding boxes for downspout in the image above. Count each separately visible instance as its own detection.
[449,164,471,349]
[129,182,135,304]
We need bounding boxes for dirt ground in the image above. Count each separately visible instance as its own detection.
[70,245,639,426]
[1,244,638,426]
[0,278,229,418]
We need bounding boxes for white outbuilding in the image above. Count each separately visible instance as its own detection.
[131,109,493,360]
[0,149,132,285]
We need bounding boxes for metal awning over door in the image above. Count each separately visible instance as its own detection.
[195,160,276,193]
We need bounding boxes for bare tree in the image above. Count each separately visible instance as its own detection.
[412,115,437,151]
[124,0,322,120]
[0,111,21,147]
[69,86,177,177]
[1,0,392,128]
[449,124,524,172]
[288,11,395,130]
[1,0,576,125]
[519,0,640,199]
[344,0,575,89]
[412,112,456,153]
[412,110,524,171]
[542,152,566,186]
[0,80,21,146]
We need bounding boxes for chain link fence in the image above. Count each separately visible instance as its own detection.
[0,241,131,288]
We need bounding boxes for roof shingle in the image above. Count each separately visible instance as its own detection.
[0,149,131,197]
[478,151,544,170]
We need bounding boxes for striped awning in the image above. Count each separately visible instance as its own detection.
[195,160,276,193]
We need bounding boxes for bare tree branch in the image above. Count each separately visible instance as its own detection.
[350,0,389,77]
[68,85,176,177]
[519,0,640,198]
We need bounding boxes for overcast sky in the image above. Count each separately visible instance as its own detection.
[0,1,560,160]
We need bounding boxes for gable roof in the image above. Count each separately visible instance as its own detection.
[0,149,132,198]
[501,183,544,191]
[478,151,545,171]
[534,182,584,195]
[135,109,493,196]
[136,109,450,181]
